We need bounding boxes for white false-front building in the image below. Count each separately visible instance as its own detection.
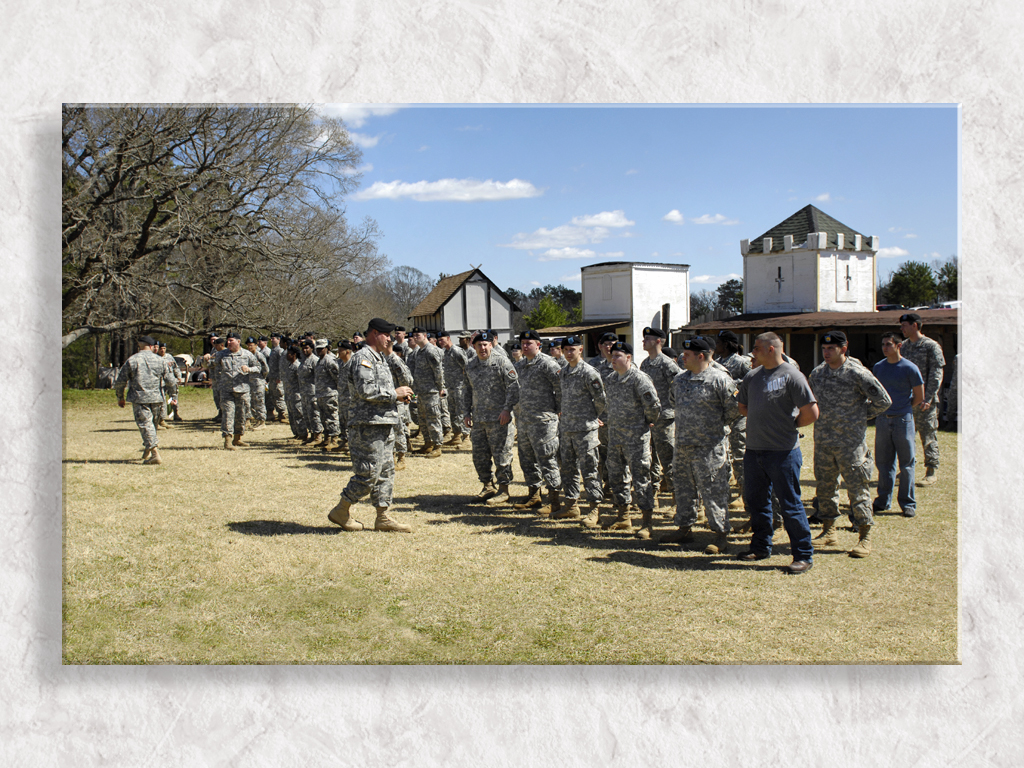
[408,267,520,345]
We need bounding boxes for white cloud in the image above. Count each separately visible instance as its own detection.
[504,225,609,249]
[559,273,582,283]
[353,178,543,202]
[877,246,910,258]
[815,193,831,202]
[318,104,403,128]
[529,280,541,286]
[663,209,684,224]
[350,132,380,149]
[538,247,599,261]
[457,125,485,131]
[418,145,429,152]
[904,233,918,239]
[692,213,739,225]
[342,162,374,176]
[625,169,639,175]
[691,273,743,285]
[570,210,634,228]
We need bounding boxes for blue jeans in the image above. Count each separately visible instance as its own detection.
[744,447,813,561]
[874,413,916,514]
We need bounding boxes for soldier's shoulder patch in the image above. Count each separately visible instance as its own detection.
[360,359,373,368]
[507,369,517,379]
[643,390,655,403]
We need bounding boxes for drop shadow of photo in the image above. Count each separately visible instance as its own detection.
[62,458,139,465]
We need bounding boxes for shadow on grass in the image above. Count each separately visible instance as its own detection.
[587,549,814,574]
[62,458,139,465]
[227,519,343,536]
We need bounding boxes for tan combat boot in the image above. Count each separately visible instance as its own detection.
[224,435,235,450]
[477,481,497,501]
[321,435,337,452]
[606,505,633,531]
[309,432,324,447]
[143,447,162,465]
[327,497,364,532]
[394,453,407,471]
[374,507,412,533]
[849,525,872,558]
[232,434,249,447]
[634,509,655,540]
[917,467,937,487]
[581,501,602,529]
[541,489,560,518]
[552,499,580,520]
[443,433,462,447]
[254,419,266,429]
[414,440,433,454]
[142,447,152,462]
[426,444,442,459]
[512,487,543,510]
[487,483,512,506]
[703,532,730,555]
[330,439,348,453]
[815,518,839,547]
[659,525,694,544]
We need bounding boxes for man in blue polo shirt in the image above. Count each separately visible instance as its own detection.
[872,332,925,517]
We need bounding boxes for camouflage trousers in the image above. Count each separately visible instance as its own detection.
[814,441,874,527]
[301,391,322,434]
[285,389,305,437]
[649,419,675,486]
[607,430,654,512]
[131,402,161,450]
[393,402,410,453]
[342,423,397,508]
[212,386,221,412]
[446,386,467,435]
[416,391,444,445]
[440,392,452,433]
[673,440,731,533]
[220,391,251,436]
[559,428,603,503]
[317,393,340,437]
[727,417,746,491]
[251,379,267,421]
[267,379,285,418]
[913,402,940,469]
[597,422,609,485]
[517,419,561,491]
[471,420,515,485]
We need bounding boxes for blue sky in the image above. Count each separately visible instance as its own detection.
[320,105,958,297]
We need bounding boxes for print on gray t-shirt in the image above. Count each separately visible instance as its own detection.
[737,362,816,452]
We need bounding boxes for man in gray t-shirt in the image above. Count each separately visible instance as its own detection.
[736,332,818,574]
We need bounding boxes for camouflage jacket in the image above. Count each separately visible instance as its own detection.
[900,336,946,404]
[442,345,469,391]
[604,367,661,434]
[559,360,606,432]
[718,352,751,382]
[809,357,893,448]
[215,348,260,395]
[298,351,317,397]
[248,348,269,386]
[670,366,741,446]
[640,352,682,422]
[282,358,301,395]
[514,353,562,424]
[314,351,341,397]
[115,350,178,404]
[465,352,520,422]
[346,346,400,426]
[268,346,286,381]
[410,344,446,394]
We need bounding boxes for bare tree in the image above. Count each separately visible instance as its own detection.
[62,105,387,348]
[374,266,436,320]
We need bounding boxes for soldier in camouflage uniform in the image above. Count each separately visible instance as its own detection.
[154,341,181,427]
[298,339,323,445]
[589,332,618,490]
[808,330,893,557]
[602,342,662,532]
[331,340,355,454]
[715,330,751,495]
[409,327,447,457]
[203,335,226,422]
[115,336,179,464]
[555,335,606,525]
[899,313,946,485]
[216,332,261,449]
[282,345,307,440]
[327,318,416,534]
[382,334,414,470]
[266,333,287,422]
[640,327,681,495]
[463,331,520,504]
[663,336,743,551]
[510,330,563,515]
[246,337,270,427]
[944,352,959,429]
[314,339,342,451]
[437,331,470,448]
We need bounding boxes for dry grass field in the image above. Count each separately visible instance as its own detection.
[62,387,959,664]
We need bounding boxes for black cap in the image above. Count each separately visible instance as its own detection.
[561,335,583,347]
[411,326,426,334]
[821,330,848,346]
[642,327,667,339]
[511,342,521,350]
[270,332,282,339]
[227,331,242,340]
[157,340,167,348]
[258,335,268,342]
[519,330,541,342]
[212,336,225,345]
[899,312,922,325]
[610,341,633,355]
[599,332,619,343]
[246,336,256,344]
[717,330,740,343]
[368,317,397,335]
[682,337,712,353]
[394,326,406,333]
[299,339,313,349]
[337,340,354,351]
[436,330,450,338]
[663,347,677,358]
[139,335,157,346]
[475,331,495,343]
[548,339,559,348]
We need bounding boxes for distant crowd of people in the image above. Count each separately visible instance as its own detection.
[113,312,956,571]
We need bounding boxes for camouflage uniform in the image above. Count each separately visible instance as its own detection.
[808,358,892,526]
[205,350,222,415]
[718,351,752,488]
[587,354,614,484]
[155,352,181,425]
[464,352,520,485]
[385,352,414,454]
[640,352,682,487]
[267,345,287,418]
[405,346,421,427]
[559,360,607,504]
[282,356,306,436]
[604,367,661,512]
[945,353,959,425]
[341,347,402,508]
[299,349,321,435]
[216,347,260,437]
[315,351,341,437]
[248,348,270,422]
[115,349,179,450]
[411,343,446,445]
[669,366,742,533]
[337,356,353,443]
[514,353,563,492]
[901,336,946,469]
[442,345,470,437]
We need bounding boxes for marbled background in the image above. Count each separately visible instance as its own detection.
[4,0,1019,764]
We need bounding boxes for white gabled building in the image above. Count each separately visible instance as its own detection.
[741,205,878,314]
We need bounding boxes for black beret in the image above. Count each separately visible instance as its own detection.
[211,336,225,345]
[642,327,667,339]
[717,330,740,343]
[368,317,397,334]
[475,331,495,343]
[511,342,521,350]
[411,326,426,334]
[394,326,406,333]
[599,332,619,343]
[157,340,167,348]
[610,341,633,355]
[227,331,242,340]
[270,332,282,339]
[561,335,583,347]
[663,347,677,358]
[821,330,848,346]
[682,337,712,353]
[337,340,354,351]
[519,330,541,342]
[899,313,922,325]
[299,339,313,349]
[548,339,560,348]
[139,335,157,346]
[246,336,256,344]
[436,330,450,338]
